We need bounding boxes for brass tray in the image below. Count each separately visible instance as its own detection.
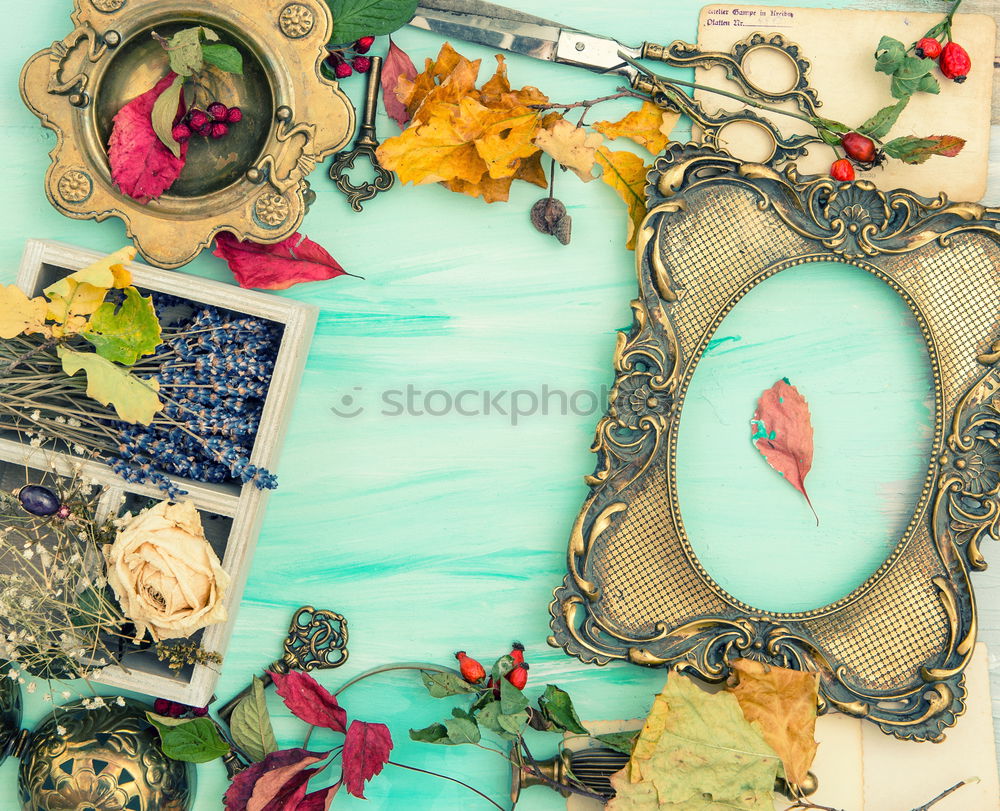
[20,0,355,269]
[549,143,1000,742]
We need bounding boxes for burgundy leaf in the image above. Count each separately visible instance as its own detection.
[258,766,321,811]
[381,38,418,128]
[298,783,341,811]
[342,720,394,799]
[108,72,188,203]
[750,378,818,524]
[270,670,348,733]
[224,748,328,811]
[213,232,348,290]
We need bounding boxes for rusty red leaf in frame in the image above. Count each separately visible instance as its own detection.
[107,72,188,203]
[750,378,818,524]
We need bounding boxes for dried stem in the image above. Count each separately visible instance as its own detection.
[387,761,506,811]
[911,778,976,810]
[530,90,647,112]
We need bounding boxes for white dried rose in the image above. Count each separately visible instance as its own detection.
[104,500,229,642]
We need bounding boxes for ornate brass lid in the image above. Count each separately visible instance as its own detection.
[20,0,355,269]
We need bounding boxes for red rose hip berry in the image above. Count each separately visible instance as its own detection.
[354,36,375,54]
[939,42,971,82]
[171,123,192,143]
[830,158,855,181]
[209,122,229,139]
[226,106,243,123]
[454,651,486,683]
[188,109,210,131]
[840,132,877,164]
[334,60,353,79]
[506,663,529,690]
[352,56,371,74]
[914,37,942,59]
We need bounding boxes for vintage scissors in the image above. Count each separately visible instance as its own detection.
[411,0,824,164]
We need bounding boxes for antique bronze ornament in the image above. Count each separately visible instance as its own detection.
[19,0,355,268]
[549,143,1000,741]
[17,699,194,811]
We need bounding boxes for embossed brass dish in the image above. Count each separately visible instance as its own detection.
[549,143,1000,742]
[20,0,355,268]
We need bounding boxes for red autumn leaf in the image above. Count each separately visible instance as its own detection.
[298,783,341,811]
[213,232,348,290]
[381,38,418,128]
[750,378,818,524]
[223,748,328,811]
[107,72,188,203]
[256,765,322,811]
[342,720,394,799]
[270,669,348,733]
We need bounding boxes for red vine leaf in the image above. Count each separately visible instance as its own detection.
[342,720,394,798]
[298,783,341,811]
[269,669,347,733]
[222,748,329,811]
[107,72,188,203]
[382,39,418,128]
[750,378,818,524]
[213,232,349,290]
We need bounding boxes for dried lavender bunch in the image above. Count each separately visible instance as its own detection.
[0,295,281,497]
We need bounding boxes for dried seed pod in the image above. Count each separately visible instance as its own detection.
[530,197,572,246]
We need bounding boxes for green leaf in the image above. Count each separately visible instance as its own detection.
[475,701,515,740]
[490,654,515,681]
[150,76,184,157]
[918,74,941,94]
[874,36,906,75]
[856,99,908,140]
[894,55,935,80]
[810,116,848,145]
[82,287,162,365]
[537,685,588,734]
[420,670,476,698]
[890,74,922,101]
[327,0,418,44]
[816,129,842,147]
[57,346,162,424]
[146,715,230,763]
[202,43,243,75]
[230,676,278,763]
[499,677,529,715]
[166,26,219,76]
[595,730,640,755]
[410,722,449,743]
[442,714,480,745]
[883,134,965,164]
[498,709,528,736]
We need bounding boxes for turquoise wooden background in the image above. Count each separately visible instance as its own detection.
[1,0,998,808]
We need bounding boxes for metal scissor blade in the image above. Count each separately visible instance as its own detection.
[412,0,641,76]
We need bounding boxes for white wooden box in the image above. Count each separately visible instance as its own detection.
[0,239,317,706]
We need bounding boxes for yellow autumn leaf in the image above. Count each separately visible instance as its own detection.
[730,659,819,788]
[376,104,486,186]
[0,285,48,339]
[534,118,604,182]
[593,101,680,156]
[57,345,162,425]
[378,45,548,203]
[608,674,779,810]
[44,246,137,327]
[596,147,650,250]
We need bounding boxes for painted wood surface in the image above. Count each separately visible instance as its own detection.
[0,0,998,809]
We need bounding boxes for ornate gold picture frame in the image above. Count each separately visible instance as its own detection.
[548,144,1000,741]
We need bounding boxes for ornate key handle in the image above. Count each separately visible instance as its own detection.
[215,606,348,775]
[641,33,820,117]
[329,55,395,211]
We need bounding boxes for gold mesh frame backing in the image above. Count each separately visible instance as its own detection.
[549,145,1000,741]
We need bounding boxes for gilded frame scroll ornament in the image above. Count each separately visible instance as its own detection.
[19,0,354,268]
[548,143,1000,742]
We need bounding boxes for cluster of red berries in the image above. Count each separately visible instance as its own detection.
[830,132,884,181]
[914,38,972,83]
[153,697,209,718]
[456,642,529,691]
[172,101,243,143]
[325,35,376,80]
